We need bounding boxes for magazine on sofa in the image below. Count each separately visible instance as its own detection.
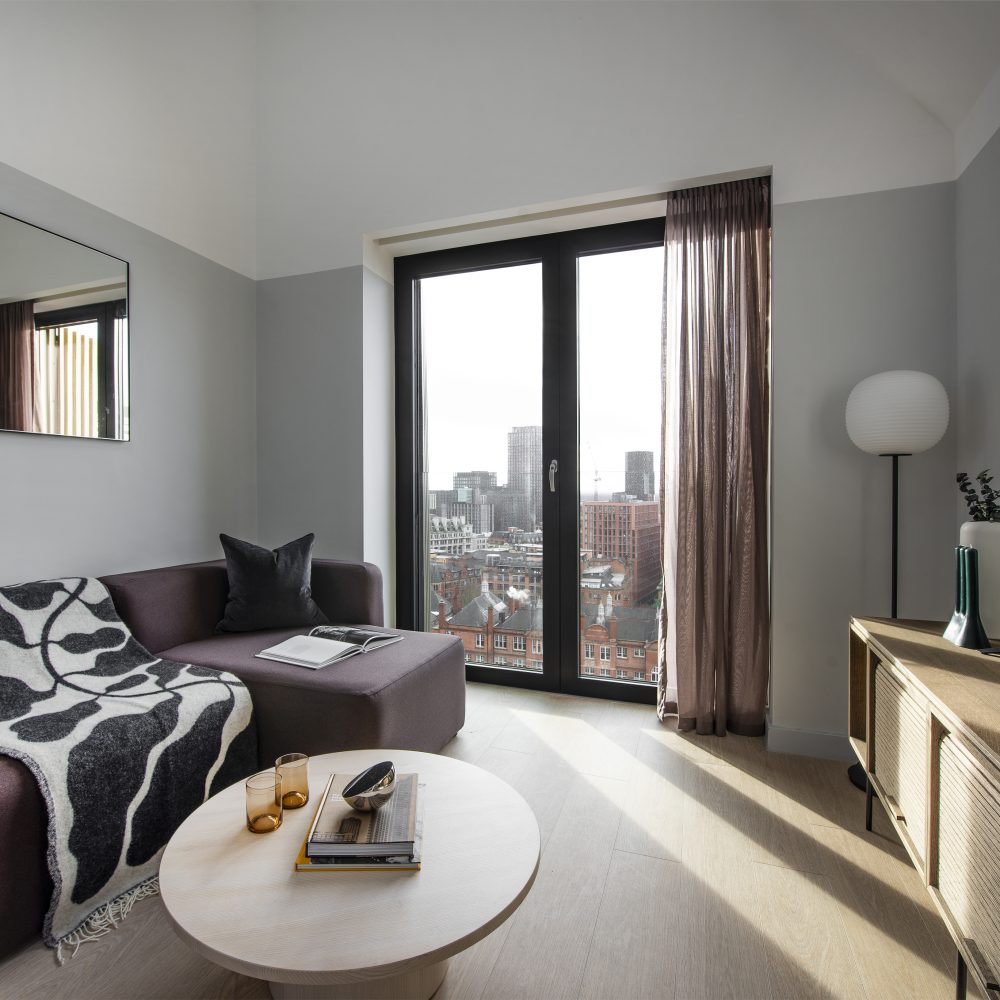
[255,626,403,669]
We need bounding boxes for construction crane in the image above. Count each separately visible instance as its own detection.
[587,442,602,501]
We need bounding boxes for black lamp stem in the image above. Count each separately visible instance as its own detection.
[882,452,909,620]
[891,454,899,619]
[849,452,910,795]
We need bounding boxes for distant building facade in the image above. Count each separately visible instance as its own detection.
[625,450,655,501]
[453,471,497,493]
[579,499,660,602]
[428,515,474,554]
[507,425,543,530]
[578,598,658,683]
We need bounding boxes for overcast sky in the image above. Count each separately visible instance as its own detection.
[421,246,663,496]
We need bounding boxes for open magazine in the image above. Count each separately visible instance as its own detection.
[255,626,403,669]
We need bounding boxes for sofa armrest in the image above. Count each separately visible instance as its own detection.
[311,559,384,626]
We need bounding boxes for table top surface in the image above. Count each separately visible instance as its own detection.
[159,749,541,987]
[852,617,1000,762]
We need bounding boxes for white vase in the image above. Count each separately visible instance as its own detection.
[960,521,1000,641]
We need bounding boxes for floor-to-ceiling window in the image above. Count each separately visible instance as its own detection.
[396,219,664,702]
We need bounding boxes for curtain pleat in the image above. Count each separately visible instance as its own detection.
[0,300,39,432]
[657,178,770,737]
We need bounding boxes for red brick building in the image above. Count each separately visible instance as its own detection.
[578,598,658,684]
[579,500,660,602]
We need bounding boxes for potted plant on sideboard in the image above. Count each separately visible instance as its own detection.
[958,470,1000,640]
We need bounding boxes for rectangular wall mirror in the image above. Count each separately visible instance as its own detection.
[0,211,129,441]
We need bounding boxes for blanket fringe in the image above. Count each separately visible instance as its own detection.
[55,875,160,963]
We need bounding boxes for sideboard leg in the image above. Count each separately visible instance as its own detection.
[865,777,873,832]
[956,949,967,1000]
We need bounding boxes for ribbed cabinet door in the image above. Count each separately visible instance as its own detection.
[873,665,928,863]
[939,734,1000,983]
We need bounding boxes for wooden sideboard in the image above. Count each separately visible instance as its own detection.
[850,617,1000,1000]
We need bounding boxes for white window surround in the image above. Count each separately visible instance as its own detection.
[365,168,768,282]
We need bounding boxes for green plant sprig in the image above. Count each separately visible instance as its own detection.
[957,470,1000,522]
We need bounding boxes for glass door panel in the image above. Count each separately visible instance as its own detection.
[419,263,547,681]
[576,246,665,689]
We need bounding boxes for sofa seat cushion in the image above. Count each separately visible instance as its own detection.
[160,629,466,767]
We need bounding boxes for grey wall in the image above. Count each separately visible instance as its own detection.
[769,182,958,757]
[0,161,257,584]
[256,266,365,560]
[362,267,396,625]
[956,125,1000,485]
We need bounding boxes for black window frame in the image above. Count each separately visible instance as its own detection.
[395,218,664,705]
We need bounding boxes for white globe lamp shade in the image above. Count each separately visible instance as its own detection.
[845,370,949,455]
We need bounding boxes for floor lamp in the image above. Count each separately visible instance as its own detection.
[845,370,949,791]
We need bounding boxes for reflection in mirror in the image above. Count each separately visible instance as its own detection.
[0,212,128,441]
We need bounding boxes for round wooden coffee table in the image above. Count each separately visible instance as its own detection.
[159,749,540,1000]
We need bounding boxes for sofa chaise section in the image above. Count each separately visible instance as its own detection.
[0,557,465,962]
[98,558,466,767]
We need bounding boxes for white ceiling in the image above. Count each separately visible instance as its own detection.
[1,1,998,280]
[791,1,1000,130]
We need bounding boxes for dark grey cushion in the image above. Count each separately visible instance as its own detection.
[217,533,329,633]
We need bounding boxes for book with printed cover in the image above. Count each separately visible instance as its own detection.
[305,772,419,858]
[255,626,403,669]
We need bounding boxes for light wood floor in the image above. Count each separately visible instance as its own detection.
[0,682,970,1000]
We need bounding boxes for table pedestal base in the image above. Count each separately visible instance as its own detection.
[268,959,449,1000]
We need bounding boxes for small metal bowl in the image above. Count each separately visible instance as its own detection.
[342,760,396,812]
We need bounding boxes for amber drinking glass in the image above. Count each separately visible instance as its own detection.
[275,753,309,809]
[245,771,283,833]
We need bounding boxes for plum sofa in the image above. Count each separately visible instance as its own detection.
[0,557,465,960]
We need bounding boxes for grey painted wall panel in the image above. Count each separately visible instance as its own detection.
[771,182,957,745]
[362,267,396,625]
[956,126,1000,490]
[0,161,257,584]
[256,266,365,561]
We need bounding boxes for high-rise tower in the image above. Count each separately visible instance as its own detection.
[625,450,655,501]
[507,426,543,530]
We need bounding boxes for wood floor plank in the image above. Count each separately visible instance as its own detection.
[0,895,267,1000]
[490,705,636,781]
[578,850,686,1000]
[435,914,515,1000]
[750,862,868,1000]
[672,861,782,1000]
[809,823,954,1000]
[480,772,625,1000]
[615,725,689,862]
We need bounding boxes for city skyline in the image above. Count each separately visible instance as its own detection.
[420,247,663,494]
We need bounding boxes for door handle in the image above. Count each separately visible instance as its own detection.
[549,459,558,493]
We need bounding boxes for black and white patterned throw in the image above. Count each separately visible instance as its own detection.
[0,577,256,956]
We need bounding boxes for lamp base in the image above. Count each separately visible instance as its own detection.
[847,761,867,791]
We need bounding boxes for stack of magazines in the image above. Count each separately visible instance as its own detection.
[295,772,423,872]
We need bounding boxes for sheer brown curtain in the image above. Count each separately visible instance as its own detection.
[0,300,39,432]
[657,177,770,737]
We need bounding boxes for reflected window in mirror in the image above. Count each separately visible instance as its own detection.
[33,301,128,439]
[0,212,128,441]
